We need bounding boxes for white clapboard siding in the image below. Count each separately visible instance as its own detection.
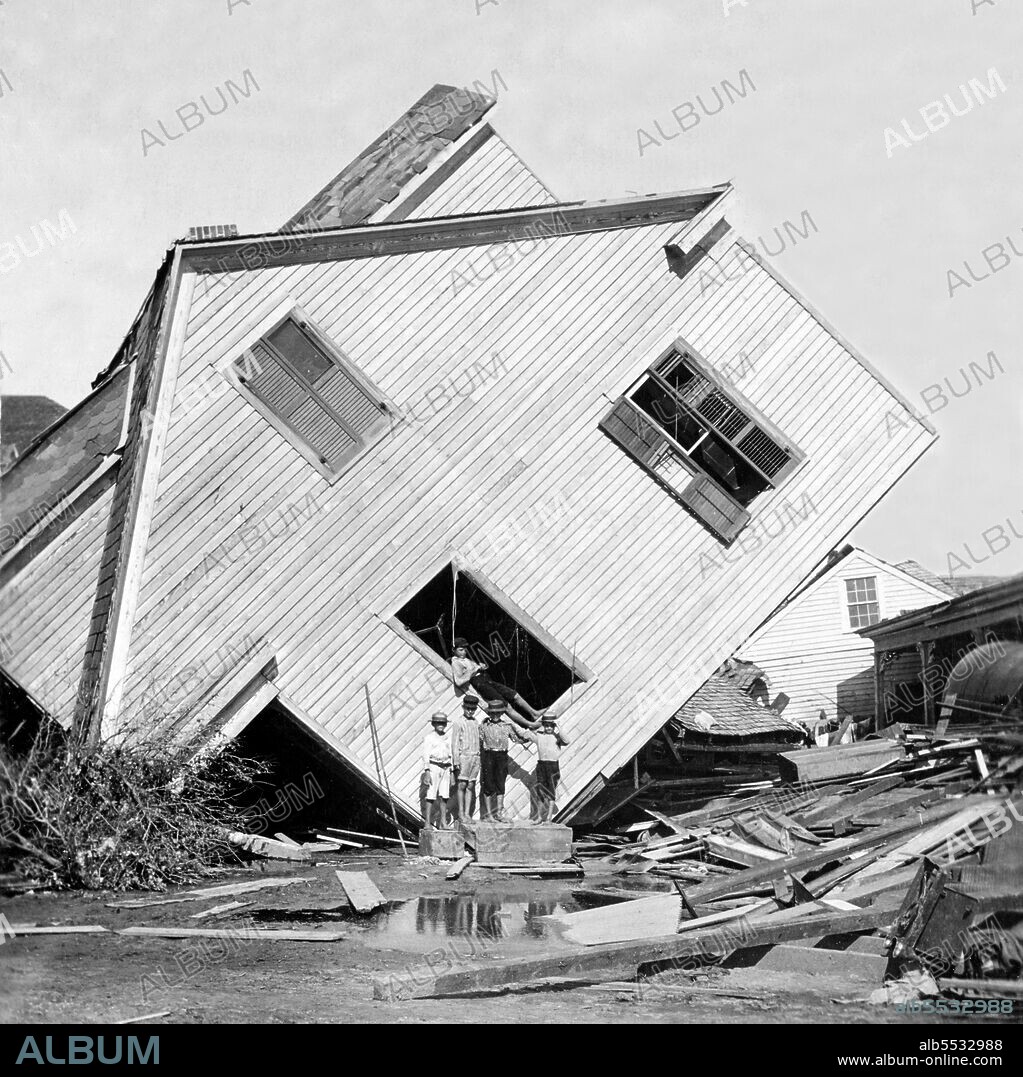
[0,484,117,722]
[114,213,933,819]
[404,130,556,218]
[738,550,952,727]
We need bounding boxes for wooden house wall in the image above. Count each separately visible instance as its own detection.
[397,130,555,219]
[0,483,117,722]
[116,215,934,817]
[738,552,949,728]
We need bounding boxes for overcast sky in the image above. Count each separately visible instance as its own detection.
[1,0,1020,578]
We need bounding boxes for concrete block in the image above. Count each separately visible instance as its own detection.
[418,828,466,860]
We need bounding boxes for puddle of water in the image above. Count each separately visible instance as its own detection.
[360,893,590,942]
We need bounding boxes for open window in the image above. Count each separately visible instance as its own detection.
[230,308,392,483]
[600,340,804,543]
[388,562,591,713]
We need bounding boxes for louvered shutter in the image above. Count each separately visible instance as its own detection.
[598,396,670,470]
[678,474,751,543]
[235,339,360,470]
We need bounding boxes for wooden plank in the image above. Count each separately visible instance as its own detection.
[189,900,252,920]
[778,742,905,783]
[323,827,404,845]
[118,926,346,942]
[445,855,473,880]
[797,774,905,824]
[273,832,301,846]
[373,905,897,1000]
[334,869,386,914]
[8,925,110,935]
[106,875,317,909]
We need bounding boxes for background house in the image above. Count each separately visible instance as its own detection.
[0,85,937,823]
[736,546,955,742]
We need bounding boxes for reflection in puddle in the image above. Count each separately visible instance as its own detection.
[365,895,579,940]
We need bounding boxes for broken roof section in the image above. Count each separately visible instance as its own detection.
[670,663,805,743]
[283,83,497,232]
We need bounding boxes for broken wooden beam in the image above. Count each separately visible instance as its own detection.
[225,831,311,861]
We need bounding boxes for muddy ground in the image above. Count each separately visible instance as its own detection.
[0,851,1016,1025]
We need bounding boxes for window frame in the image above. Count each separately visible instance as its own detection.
[384,558,596,717]
[223,301,398,485]
[627,340,804,505]
[599,337,805,543]
[842,574,883,632]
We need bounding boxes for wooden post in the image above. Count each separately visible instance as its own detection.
[917,640,936,727]
[873,650,884,733]
[365,684,408,858]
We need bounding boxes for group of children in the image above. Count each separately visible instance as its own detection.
[420,692,569,829]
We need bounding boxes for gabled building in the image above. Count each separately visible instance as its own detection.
[0,84,937,822]
[735,546,955,742]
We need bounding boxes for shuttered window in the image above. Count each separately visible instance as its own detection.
[232,314,391,479]
[599,341,804,543]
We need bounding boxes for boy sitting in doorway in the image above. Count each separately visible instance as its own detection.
[449,636,543,729]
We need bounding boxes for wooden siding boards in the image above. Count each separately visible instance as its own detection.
[399,128,556,219]
[737,549,953,729]
[0,483,117,723]
[113,206,934,819]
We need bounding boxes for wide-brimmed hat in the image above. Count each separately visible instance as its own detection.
[485,700,508,715]
[430,711,448,726]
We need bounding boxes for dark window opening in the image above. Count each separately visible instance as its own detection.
[393,564,585,712]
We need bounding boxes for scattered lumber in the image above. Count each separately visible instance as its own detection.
[445,855,473,880]
[225,831,311,861]
[117,926,346,942]
[374,903,898,1000]
[778,742,905,784]
[301,841,342,853]
[334,869,386,914]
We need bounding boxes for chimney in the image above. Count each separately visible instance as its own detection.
[186,224,239,241]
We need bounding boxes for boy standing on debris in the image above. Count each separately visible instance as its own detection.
[520,713,569,823]
[450,693,482,821]
[421,712,454,830]
[450,637,543,729]
[479,700,530,822]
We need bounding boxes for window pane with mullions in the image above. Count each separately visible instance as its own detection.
[846,576,880,628]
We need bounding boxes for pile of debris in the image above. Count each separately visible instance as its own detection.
[376,725,1022,1001]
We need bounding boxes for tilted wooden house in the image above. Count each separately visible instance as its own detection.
[735,546,955,743]
[0,84,937,822]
